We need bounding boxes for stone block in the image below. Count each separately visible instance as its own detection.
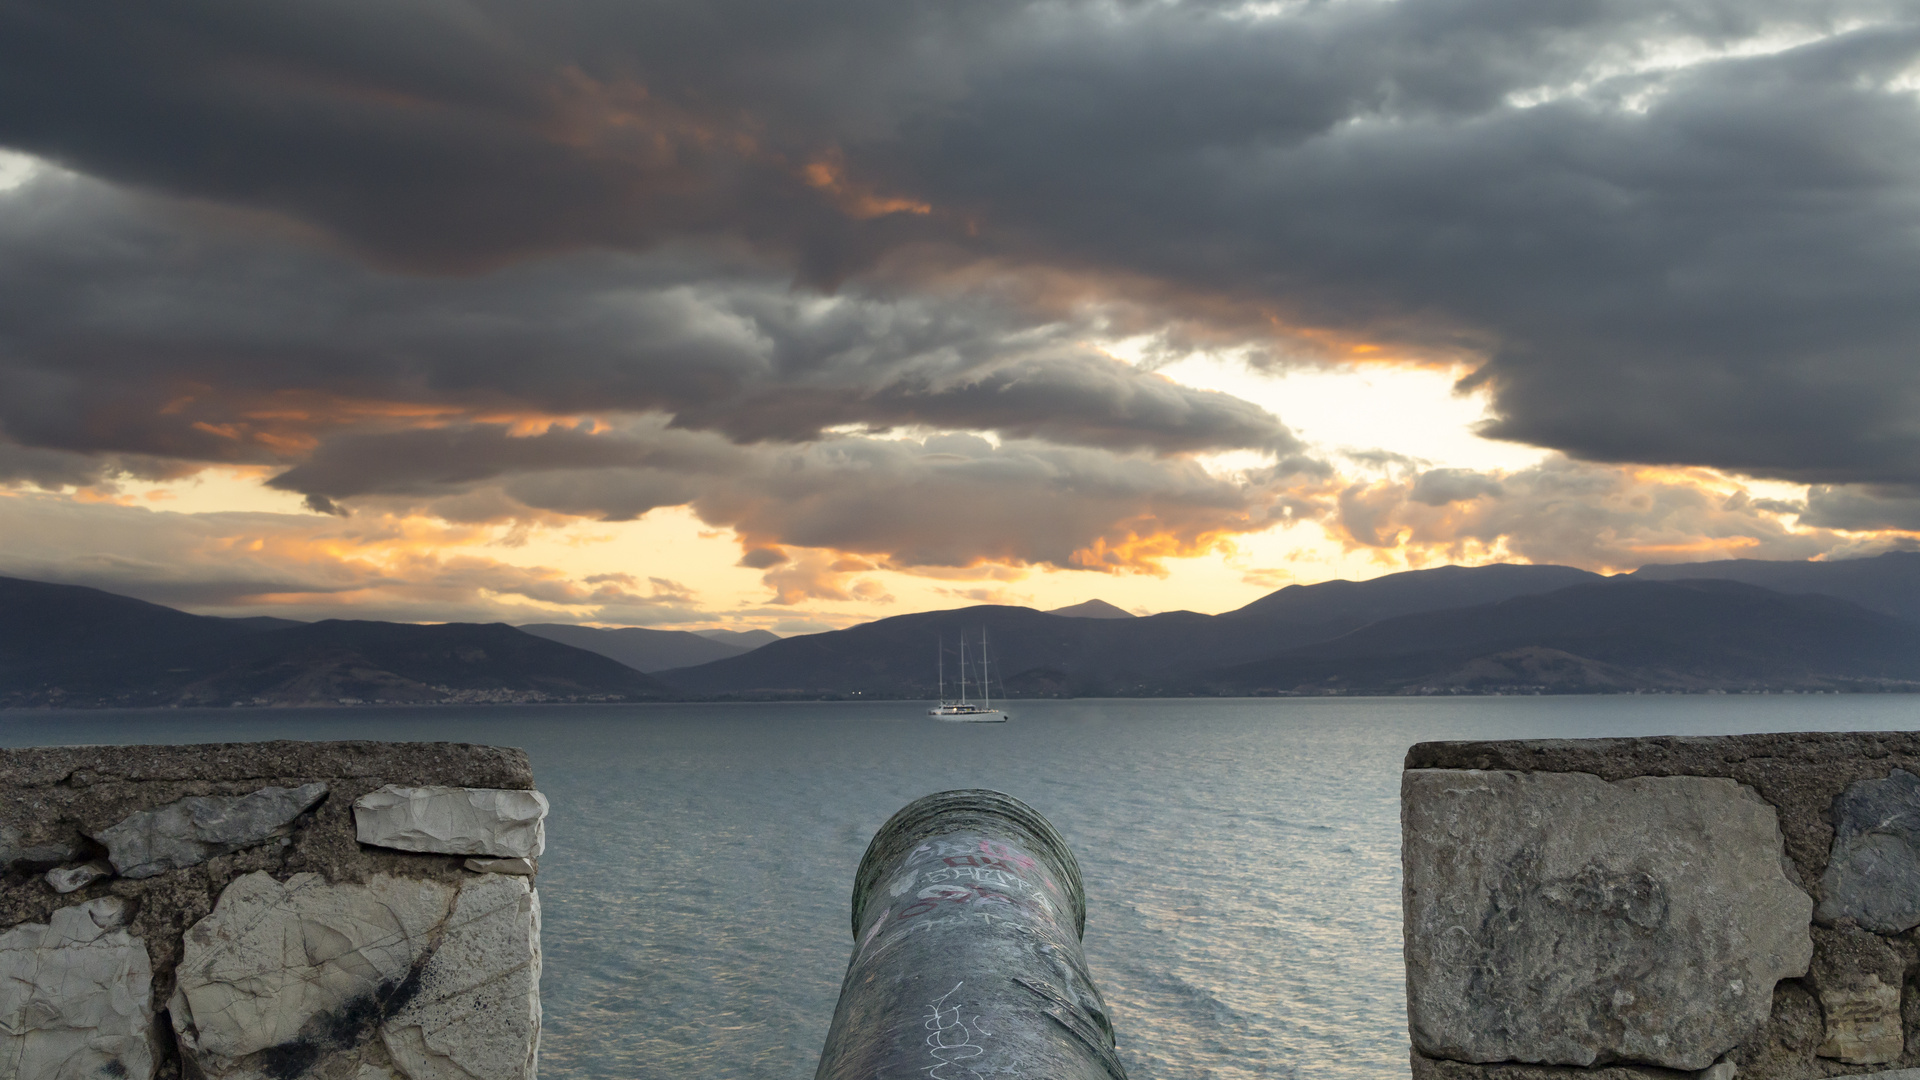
[1817,977,1902,1065]
[0,896,156,1080]
[92,782,329,878]
[465,857,536,876]
[0,824,79,870]
[354,786,548,858]
[1811,923,1906,1065]
[0,741,539,1080]
[1403,768,1813,1071]
[1819,768,1920,934]
[383,874,542,1080]
[171,870,539,1080]
[43,861,111,895]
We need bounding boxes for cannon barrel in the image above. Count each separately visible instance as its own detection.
[814,789,1128,1079]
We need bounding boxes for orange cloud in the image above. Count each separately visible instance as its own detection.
[0,494,716,623]
[758,548,895,605]
[802,151,934,219]
[1068,526,1240,575]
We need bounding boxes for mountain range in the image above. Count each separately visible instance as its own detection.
[7,551,1920,706]
[653,555,1920,697]
[0,577,672,708]
[518,623,774,672]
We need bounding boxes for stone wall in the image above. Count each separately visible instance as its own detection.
[1402,732,1920,1080]
[0,740,547,1080]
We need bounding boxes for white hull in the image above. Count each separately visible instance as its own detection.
[927,705,1006,722]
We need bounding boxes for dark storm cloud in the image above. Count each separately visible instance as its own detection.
[0,0,957,277]
[0,167,1301,464]
[2,0,1919,493]
[886,9,1920,480]
[1801,484,1920,532]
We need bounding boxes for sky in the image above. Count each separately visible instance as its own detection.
[2,0,1918,633]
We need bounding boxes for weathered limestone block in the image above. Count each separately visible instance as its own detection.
[0,896,156,1080]
[171,873,446,1068]
[93,782,329,878]
[1819,768,1920,934]
[384,874,542,1080]
[171,870,539,1080]
[354,786,548,858]
[1403,769,1813,1071]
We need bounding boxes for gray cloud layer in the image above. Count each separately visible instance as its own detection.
[267,419,1300,570]
[0,168,1300,463]
[3,0,1920,586]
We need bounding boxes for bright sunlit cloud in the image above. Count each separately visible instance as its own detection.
[1156,353,1546,474]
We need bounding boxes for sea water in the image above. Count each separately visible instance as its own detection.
[4,695,1917,1079]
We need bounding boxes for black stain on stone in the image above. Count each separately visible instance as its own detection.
[258,1037,321,1080]
[100,1060,128,1078]
[256,954,431,1080]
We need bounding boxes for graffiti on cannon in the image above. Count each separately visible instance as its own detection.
[814,789,1128,1080]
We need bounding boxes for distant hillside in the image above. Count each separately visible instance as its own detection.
[20,559,1920,704]
[1206,578,1920,694]
[1634,551,1920,622]
[222,615,308,631]
[0,576,670,707]
[520,623,752,672]
[656,563,1625,698]
[1221,563,1602,625]
[695,628,782,648]
[1046,599,1135,619]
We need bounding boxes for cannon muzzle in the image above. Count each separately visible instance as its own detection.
[814,789,1128,1079]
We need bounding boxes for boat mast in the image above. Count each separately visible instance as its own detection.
[936,636,944,704]
[957,635,969,706]
[981,627,991,711]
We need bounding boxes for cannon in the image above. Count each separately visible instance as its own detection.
[814,789,1128,1079]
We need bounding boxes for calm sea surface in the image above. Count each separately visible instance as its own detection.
[4,696,1917,1079]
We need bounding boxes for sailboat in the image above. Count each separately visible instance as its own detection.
[927,629,1007,721]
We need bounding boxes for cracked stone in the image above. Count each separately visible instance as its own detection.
[170,871,450,1072]
[1402,769,1813,1071]
[354,786,547,858]
[1818,768,1920,934]
[0,896,156,1080]
[384,874,541,1080]
[92,782,328,878]
[464,857,536,876]
[44,860,112,894]
[171,870,539,1080]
